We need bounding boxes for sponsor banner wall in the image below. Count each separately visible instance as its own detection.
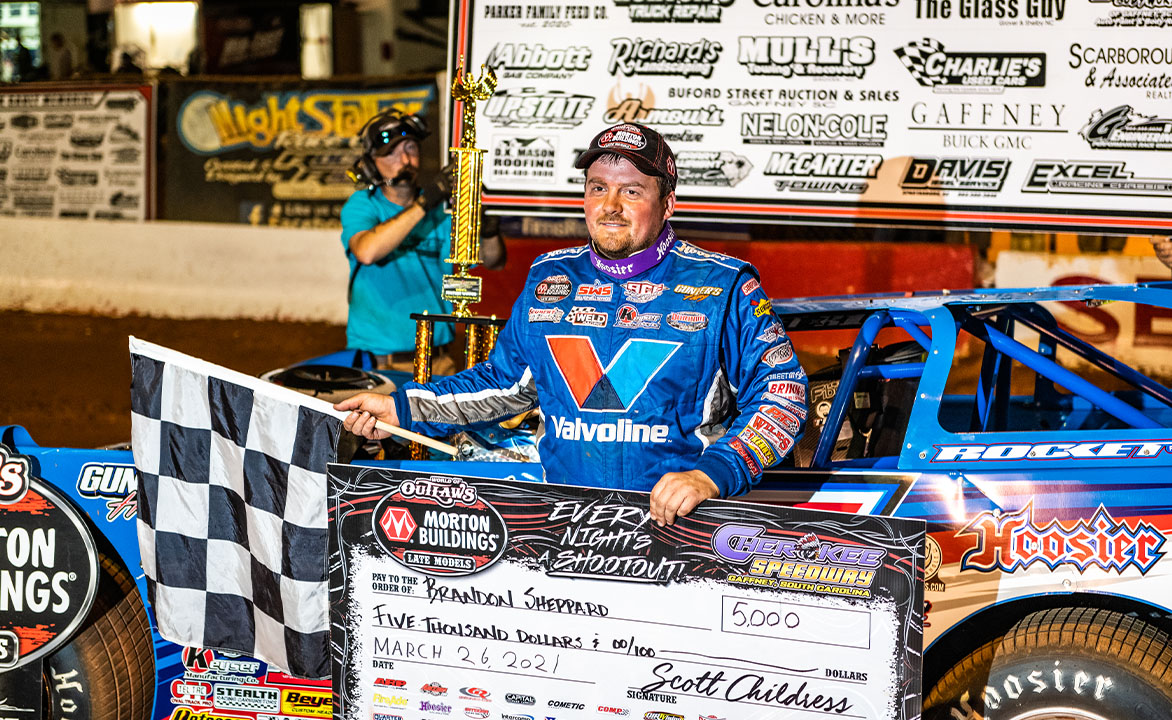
[159,78,439,226]
[329,466,925,720]
[995,249,1172,375]
[452,1,1172,233]
[0,84,153,221]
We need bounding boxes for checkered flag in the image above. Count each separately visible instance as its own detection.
[130,338,342,678]
[894,38,946,86]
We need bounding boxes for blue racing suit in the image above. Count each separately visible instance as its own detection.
[393,225,808,496]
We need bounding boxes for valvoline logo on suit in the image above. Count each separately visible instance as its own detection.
[546,336,680,412]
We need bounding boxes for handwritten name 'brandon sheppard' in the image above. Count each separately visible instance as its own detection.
[639,662,854,713]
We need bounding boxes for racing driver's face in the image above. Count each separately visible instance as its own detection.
[584,156,675,259]
[374,138,421,186]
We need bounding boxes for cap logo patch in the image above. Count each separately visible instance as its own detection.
[599,124,647,151]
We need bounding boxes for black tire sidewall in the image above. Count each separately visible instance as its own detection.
[42,549,155,720]
[45,643,95,719]
[928,653,1172,720]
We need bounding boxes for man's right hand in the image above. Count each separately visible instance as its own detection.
[334,392,399,439]
[417,163,455,211]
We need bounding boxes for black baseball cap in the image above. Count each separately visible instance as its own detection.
[575,123,677,190]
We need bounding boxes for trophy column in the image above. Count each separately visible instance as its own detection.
[409,59,507,459]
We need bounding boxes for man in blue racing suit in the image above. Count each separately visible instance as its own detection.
[337,123,807,526]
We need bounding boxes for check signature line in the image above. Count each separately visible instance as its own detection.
[626,687,867,719]
[657,649,819,676]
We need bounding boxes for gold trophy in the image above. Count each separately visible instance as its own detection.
[442,58,497,317]
[408,58,506,458]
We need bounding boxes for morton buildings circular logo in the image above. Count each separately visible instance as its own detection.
[0,445,99,671]
[372,476,508,576]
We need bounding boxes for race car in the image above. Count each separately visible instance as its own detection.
[3,282,1172,720]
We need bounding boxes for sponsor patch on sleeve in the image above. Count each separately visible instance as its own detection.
[749,414,794,452]
[737,426,778,466]
[761,341,795,367]
[756,323,787,343]
[766,379,806,404]
[763,393,807,420]
[728,437,762,476]
[760,405,801,436]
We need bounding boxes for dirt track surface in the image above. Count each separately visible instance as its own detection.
[0,311,345,449]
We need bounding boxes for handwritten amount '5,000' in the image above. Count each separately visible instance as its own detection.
[729,600,800,631]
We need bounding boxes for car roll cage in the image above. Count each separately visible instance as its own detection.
[775,283,1172,471]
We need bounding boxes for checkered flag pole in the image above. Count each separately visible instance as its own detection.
[129,337,343,678]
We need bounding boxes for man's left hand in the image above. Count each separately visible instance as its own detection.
[417,163,455,211]
[650,470,719,526]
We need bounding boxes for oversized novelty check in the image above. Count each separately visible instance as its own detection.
[328,466,924,720]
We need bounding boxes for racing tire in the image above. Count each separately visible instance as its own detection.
[924,607,1172,720]
[44,551,155,720]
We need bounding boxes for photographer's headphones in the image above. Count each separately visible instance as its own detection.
[348,108,430,188]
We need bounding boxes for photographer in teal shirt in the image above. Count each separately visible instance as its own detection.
[341,109,505,371]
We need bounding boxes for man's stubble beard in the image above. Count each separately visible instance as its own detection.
[590,219,657,260]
